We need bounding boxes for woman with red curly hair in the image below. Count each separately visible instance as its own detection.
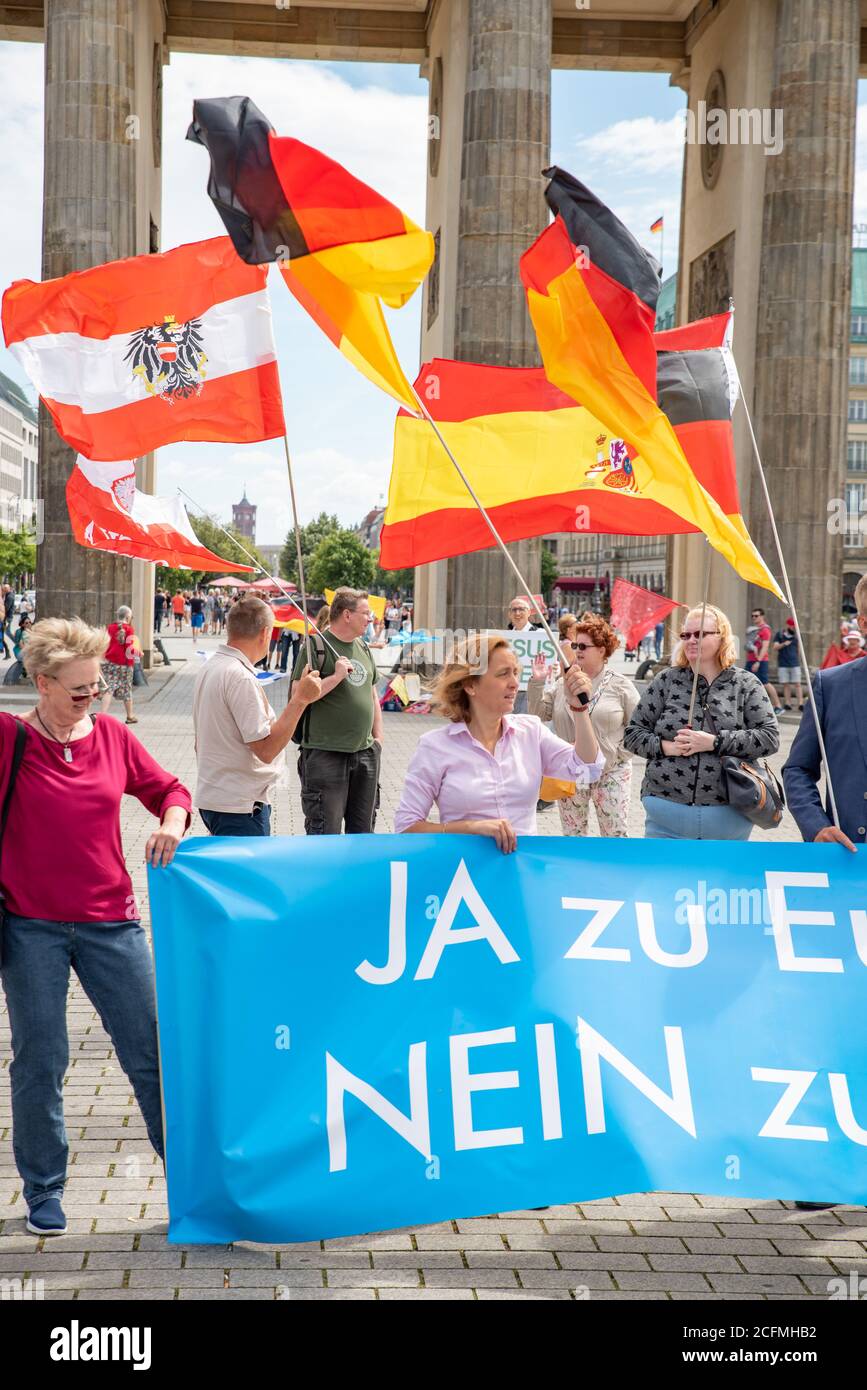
[531,613,639,837]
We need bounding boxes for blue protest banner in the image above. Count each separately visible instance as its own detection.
[148,836,867,1245]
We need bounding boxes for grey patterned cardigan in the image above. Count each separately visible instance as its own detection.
[623,665,779,806]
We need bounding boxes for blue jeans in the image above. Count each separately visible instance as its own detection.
[200,803,272,837]
[642,795,753,841]
[0,915,164,1208]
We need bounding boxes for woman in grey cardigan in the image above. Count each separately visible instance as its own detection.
[623,603,779,840]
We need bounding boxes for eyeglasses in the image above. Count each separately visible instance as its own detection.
[50,675,107,696]
[509,607,529,613]
[569,641,596,652]
[679,629,720,641]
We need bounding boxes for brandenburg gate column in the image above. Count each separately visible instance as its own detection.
[671,0,858,665]
[416,0,551,634]
[750,0,858,665]
[40,0,164,663]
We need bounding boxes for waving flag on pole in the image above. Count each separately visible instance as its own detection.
[187,96,433,410]
[519,168,782,598]
[66,457,253,573]
[609,578,681,652]
[2,237,285,461]
[378,316,747,570]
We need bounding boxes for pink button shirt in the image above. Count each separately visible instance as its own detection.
[394,713,604,835]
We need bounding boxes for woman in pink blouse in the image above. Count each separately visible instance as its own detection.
[0,617,191,1238]
[395,634,603,851]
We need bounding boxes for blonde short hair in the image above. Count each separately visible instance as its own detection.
[672,604,738,669]
[854,573,867,617]
[430,634,519,722]
[24,617,108,680]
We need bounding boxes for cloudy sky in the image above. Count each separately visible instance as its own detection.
[0,41,862,546]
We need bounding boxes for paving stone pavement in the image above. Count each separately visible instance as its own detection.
[2,636,862,1303]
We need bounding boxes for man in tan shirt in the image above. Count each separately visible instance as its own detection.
[193,596,322,836]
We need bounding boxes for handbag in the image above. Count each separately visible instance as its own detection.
[0,718,27,967]
[703,705,785,830]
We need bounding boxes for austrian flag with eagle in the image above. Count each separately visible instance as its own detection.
[125,314,207,403]
[1,237,285,460]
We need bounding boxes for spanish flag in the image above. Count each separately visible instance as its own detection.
[187,97,433,411]
[520,168,781,597]
[378,318,747,570]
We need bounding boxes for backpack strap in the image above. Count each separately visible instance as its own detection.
[294,629,329,745]
[0,718,27,845]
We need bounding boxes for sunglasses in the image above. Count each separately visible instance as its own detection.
[49,676,107,696]
[679,629,720,641]
[569,641,596,652]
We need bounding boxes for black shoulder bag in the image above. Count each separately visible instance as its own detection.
[703,706,785,830]
[0,718,27,967]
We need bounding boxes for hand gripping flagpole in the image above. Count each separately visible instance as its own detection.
[733,366,842,830]
[411,387,566,660]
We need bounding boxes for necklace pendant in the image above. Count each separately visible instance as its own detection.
[63,746,73,763]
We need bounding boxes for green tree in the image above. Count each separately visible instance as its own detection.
[540,544,558,599]
[0,526,37,582]
[372,552,414,598]
[307,529,377,594]
[159,514,264,594]
[281,512,340,585]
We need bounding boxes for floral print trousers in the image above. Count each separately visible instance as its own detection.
[557,761,632,838]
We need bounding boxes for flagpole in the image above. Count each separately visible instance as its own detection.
[411,387,565,660]
[734,385,842,830]
[686,540,712,728]
[177,483,344,667]
[281,433,314,668]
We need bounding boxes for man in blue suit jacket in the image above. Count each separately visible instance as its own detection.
[783,575,867,853]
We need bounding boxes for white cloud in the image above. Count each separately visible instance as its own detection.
[575,113,685,177]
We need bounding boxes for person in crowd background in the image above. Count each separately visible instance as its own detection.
[171,591,185,633]
[772,616,804,709]
[506,595,543,714]
[100,605,137,725]
[745,606,782,715]
[153,589,166,635]
[820,621,865,669]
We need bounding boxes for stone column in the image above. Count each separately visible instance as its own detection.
[418,0,551,633]
[751,0,859,664]
[39,0,164,641]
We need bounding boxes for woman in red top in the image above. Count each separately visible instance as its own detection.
[820,625,866,669]
[100,603,137,724]
[0,617,191,1237]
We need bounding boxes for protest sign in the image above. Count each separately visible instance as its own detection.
[149,836,867,1244]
